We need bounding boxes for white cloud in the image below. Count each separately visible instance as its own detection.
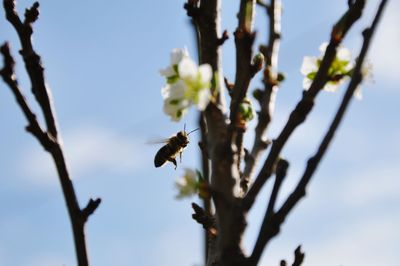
[20,125,145,186]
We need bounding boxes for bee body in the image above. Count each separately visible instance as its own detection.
[154,131,190,169]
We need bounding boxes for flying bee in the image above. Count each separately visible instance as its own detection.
[153,125,199,169]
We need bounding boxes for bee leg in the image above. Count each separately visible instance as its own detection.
[169,158,177,169]
[179,152,182,163]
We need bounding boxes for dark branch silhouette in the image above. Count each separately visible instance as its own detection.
[244,0,367,210]
[1,1,101,265]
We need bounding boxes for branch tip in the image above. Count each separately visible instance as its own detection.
[191,202,216,234]
[184,0,200,18]
[293,245,305,266]
[81,198,102,222]
[217,30,229,45]
[24,1,40,25]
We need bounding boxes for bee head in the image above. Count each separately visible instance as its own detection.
[177,131,187,138]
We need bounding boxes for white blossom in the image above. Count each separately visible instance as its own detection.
[300,56,318,76]
[301,43,374,100]
[160,48,213,121]
[171,47,189,65]
[301,42,353,93]
[162,81,190,121]
[175,168,198,199]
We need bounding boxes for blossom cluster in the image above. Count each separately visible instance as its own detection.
[301,42,371,99]
[175,168,209,199]
[160,48,213,121]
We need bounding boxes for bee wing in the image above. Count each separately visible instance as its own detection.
[146,138,170,145]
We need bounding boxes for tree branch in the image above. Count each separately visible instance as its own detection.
[228,0,259,179]
[1,1,103,265]
[185,1,242,264]
[0,43,54,150]
[278,246,305,266]
[247,1,387,261]
[81,198,102,223]
[192,202,217,234]
[275,0,387,238]
[241,0,282,192]
[243,0,366,210]
[292,245,305,266]
[3,0,58,138]
[249,158,288,264]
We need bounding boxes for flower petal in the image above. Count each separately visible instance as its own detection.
[300,56,318,75]
[168,80,187,99]
[319,42,329,54]
[159,66,176,78]
[163,98,189,121]
[302,77,313,90]
[196,88,211,111]
[171,47,189,65]
[178,57,198,79]
[354,86,363,100]
[324,81,340,92]
[161,84,171,99]
[337,46,351,61]
[198,64,212,84]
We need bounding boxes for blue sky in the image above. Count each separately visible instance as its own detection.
[0,1,399,265]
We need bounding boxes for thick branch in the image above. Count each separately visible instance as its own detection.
[186,1,240,264]
[244,0,366,210]
[241,0,282,192]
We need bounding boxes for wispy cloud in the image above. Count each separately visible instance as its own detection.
[20,125,145,186]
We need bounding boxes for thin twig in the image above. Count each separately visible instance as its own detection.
[276,0,388,240]
[247,1,387,262]
[243,0,366,210]
[192,202,217,235]
[81,198,102,223]
[3,0,58,138]
[199,112,212,262]
[0,43,54,150]
[292,245,305,266]
[228,0,259,178]
[1,2,101,265]
[241,0,282,192]
[249,158,288,263]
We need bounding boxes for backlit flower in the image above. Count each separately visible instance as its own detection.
[160,48,213,121]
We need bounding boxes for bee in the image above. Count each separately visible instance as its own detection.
[154,125,199,169]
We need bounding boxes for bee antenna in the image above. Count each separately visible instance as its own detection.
[184,123,186,132]
[187,128,199,135]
